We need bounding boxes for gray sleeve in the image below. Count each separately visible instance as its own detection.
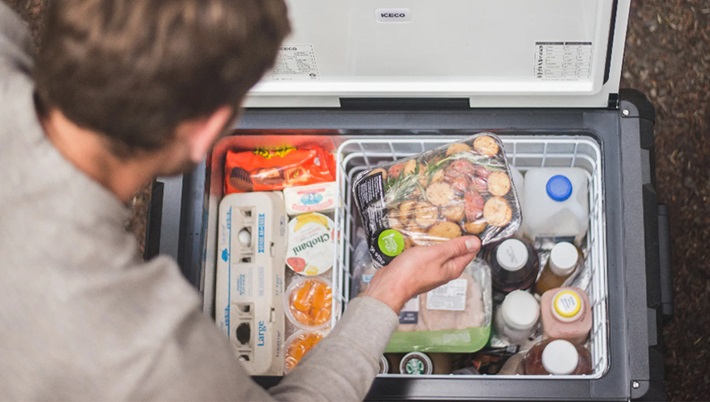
[268,296,399,402]
[0,1,34,72]
[139,296,398,402]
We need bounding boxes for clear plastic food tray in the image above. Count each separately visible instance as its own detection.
[333,134,609,378]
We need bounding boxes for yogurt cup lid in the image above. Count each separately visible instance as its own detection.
[285,212,335,276]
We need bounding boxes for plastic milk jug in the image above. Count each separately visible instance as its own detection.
[522,168,589,246]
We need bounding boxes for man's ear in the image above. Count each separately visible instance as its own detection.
[187,105,234,162]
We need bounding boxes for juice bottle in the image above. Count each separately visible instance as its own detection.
[522,339,592,375]
[494,290,540,345]
[534,242,581,295]
[486,238,539,293]
[540,287,592,345]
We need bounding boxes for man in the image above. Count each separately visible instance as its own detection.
[0,1,481,401]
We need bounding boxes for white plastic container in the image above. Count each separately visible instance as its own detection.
[283,181,338,216]
[522,168,589,246]
[494,290,540,345]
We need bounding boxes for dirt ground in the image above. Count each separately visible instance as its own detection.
[621,2,710,401]
[5,1,709,400]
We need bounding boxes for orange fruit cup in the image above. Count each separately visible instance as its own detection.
[283,330,326,374]
[285,276,333,331]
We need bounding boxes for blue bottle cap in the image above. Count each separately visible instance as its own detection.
[546,175,573,202]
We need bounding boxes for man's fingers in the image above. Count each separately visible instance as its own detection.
[442,250,478,278]
[434,236,481,261]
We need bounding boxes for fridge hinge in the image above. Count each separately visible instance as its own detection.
[607,93,620,110]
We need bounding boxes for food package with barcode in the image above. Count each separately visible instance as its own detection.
[385,258,492,353]
[351,133,521,268]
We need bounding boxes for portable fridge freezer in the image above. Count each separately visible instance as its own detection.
[146,0,672,400]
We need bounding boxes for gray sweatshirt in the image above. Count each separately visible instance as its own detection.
[0,3,398,401]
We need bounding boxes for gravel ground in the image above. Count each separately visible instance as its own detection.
[5,1,709,400]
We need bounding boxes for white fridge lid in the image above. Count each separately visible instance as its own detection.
[245,0,631,109]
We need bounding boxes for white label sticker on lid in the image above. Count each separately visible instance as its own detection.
[268,44,319,81]
[534,42,592,81]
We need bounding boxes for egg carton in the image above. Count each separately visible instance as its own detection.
[215,192,288,375]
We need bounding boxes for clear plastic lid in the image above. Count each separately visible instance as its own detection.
[549,242,580,276]
[283,329,327,374]
[495,239,528,272]
[541,340,579,375]
[501,290,540,330]
[284,276,333,331]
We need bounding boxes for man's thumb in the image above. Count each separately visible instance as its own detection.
[439,236,481,259]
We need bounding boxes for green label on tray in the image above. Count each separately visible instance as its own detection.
[377,229,405,257]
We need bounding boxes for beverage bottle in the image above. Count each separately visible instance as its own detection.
[540,287,592,345]
[522,168,589,247]
[486,237,539,293]
[534,242,581,295]
[494,290,540,345]
[522,339,592,375]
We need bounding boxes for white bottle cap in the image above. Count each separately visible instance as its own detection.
[541,340,579,375]
[496,239,528,272]
[549,242,579,276]
[501,290,540,330]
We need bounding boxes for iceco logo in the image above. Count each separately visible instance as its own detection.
[375,8,411,23]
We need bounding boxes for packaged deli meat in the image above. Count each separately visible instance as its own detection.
[385,257,493,353]
[351,133,522,268]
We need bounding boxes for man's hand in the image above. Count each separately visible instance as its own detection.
[362,236,481,314]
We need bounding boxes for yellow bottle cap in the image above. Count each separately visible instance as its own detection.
[552,289,583,322]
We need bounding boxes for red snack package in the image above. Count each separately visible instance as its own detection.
[224,145,336,194]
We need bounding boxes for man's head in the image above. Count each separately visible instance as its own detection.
[34,0,290,165]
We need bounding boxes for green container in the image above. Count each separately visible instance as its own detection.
[384,258,492,354]
[385,325,491,353]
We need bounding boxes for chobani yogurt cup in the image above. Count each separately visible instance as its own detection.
[285,212,335,276]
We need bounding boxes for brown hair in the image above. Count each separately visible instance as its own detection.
[34,0,290,158]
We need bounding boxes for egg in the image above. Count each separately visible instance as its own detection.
[238,228,251,247]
